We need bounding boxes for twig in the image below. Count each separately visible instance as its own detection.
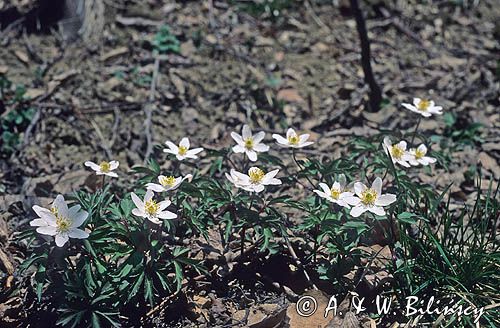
[143,56,160,162]
[379,7,433,57]
[23,108,41,146]
[305,0,329,30]
[0,17,25,46]
[350,0,382,112]
[283,237,318,290]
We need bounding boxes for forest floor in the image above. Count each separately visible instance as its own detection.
[0,0,499,327]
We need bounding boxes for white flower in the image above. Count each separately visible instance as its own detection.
[30,195,89,247]
[84,160,119,177]
[146,174,193,192]
[402,98,443,117]
[383,137,412,168]
[131,190,177,224]
[313,174,353,208]
[226,167,281,193]
[231,124,269,161]
[408,144,437,166]
[272,128,314,148]
[344,177,396,217]
[225,169,249,190]
[164,137,204,161]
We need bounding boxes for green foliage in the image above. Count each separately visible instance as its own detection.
[0,75,36,156]
[152,25,180,55]
[396,177,499,326]
[18,108,497,326]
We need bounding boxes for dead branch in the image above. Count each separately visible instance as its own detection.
[350,0,382,112]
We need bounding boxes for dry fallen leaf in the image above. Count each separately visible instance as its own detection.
[277,88,305,103]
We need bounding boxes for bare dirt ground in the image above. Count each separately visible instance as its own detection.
[0,0,499,326]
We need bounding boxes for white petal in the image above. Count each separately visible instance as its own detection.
[417,144,427,154]
[105,172,119,178]
[146,183,165,192]
[158,200,171,211]
[132,208,145,217]
[32,204,49,216]
[53,195,68,219]
[313,190,328,199]
[266,178,282,186]
[344,196,361,206]
[55,233,69,247]
[350,205,367,217]
[354,182,367,197]
[70,210,88,228]
[338,174,347,187]
[299,134,310,143]
[242,125,252,139]
[84,161,100,171]
[246,150,257,162]
[131,192,144,209]
[263,169,279,180]
[109,161,119,170]
[30,219,48,227]
[144,189,154,202]
[37,226,58,236]
[272,134,288,145]
[368,206,386,216]
[231,132,244,144]
[298,141,314,148]
[424,156,437,164]
[396,159,411,168]
[68,205,81,217]
[187,147,203,156]
[253,143,269,152]
[253,185,265,193]
[179,137,190,148]
[286,128,296,139]
[233,144,246,153]
[253,131,266,144]
[375,194,396,206]
[148,217,162,225]
[335,199,350,209]
[401,103,417,112]
[398,141,407,150]
[319,183,331,195]
[68,228,89,239]
[164,141,178,152]
[157,210,177,220]
[372,177,382,196]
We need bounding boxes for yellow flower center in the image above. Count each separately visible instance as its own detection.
[415,149,425,159]
[248,167,265,184]
[360,188,378,206]
[56,214,71,232]
[178,146,188,156]
[244,138,254,150]
[418,99,430,112]
[144,199,159,217]
[330,188,341,200]
[391,145,404,160]
[99,161,111,172]
[159,176,176,187]
[288,134,299,145]
[50,207,58,215]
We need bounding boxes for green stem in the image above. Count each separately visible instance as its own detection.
[410,116,422,146]
[292,150,316,189]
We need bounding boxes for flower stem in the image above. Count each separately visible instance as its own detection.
[410,116,422,146]
[292,150,316,189]
[101,175,105,189]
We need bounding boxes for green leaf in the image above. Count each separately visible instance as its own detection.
[397,212,419,224]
